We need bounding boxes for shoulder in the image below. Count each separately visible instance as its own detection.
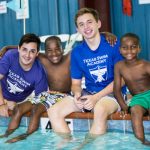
[115,60,125,68]
[4,49,18,56]
[1,49,18,61]
[63,53,70,62]
[137,60,150,74]
[73,41,85,51]
[38,53,47,59]
[100,34,120,51]
[38,53,48,63]
[141,59,150,64]
[71,41,85,56]
[141,59,150,68]
[64,51,71,58]
[33,58,45,71]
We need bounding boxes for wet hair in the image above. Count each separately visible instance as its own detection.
[121,33,140,47]
[44,36,62,51]
[19,33,41,51]
[75,7,100,27]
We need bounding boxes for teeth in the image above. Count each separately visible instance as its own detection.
[53,57,57,59]
[85,30,92,34]
[24,58,30,61]
[127,54,132,57]
[86,30,90,33]
[52,57,59,61]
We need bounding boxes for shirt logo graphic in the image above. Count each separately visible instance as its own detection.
[7,79,24,94]
[90,66,107,83]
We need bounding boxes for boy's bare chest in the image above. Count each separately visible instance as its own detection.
[121,65,146,82]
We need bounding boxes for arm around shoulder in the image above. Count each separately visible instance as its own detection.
[100,32,117,46]
[0,45,18,58]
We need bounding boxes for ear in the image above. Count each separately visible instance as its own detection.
[137,46,141,53]
[62,48,64,54]
[18,46,20,52]
[76,27,80,34]
[36,51,39,57]
[97,20,101,29]
[119,47,123,54]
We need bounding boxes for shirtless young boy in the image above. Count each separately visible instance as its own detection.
[1,33,117,143]
[114,33,150,145]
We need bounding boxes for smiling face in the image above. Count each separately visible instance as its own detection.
[76,13,101,40]
[19,42,39,71]
[45,39,63,64]
[120,36,140,61]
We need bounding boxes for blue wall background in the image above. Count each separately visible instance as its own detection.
[110,0,150,60]
[0,0,78,49]
[0,0,150,61]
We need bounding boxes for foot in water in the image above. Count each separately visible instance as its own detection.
[5,133,29,143]
[0,129,15,138]
[143,139,150,146]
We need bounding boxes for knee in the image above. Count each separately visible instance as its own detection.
[31,106,38,117]
[131,106,138,114]
[12,105,22,117]
[47,106,62,121]
[31,105,43,118]
[94,106,108,120]
[47,106,57,118]
[130,106,143,118]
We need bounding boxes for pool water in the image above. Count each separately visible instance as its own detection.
[0,127,150,150]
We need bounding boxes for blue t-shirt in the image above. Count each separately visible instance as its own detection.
[71,34,123,93]
[0,49,48,102]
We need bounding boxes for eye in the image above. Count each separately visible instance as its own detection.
[22,48,27,52]
[78,23,84,28]
[120,46,127,50]
[47,49,52,52]
[30,49,36,54]
[87,20,92,24]
[55,48,61,52]
[131,45,138,49]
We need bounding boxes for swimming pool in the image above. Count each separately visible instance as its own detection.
[0,116,150,150]
[0,127,150,150]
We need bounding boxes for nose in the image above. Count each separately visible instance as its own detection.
[127,48,132,51]
[48,51,57,58]
[51,50,61,56]
[127,46,136,53]
[26,51,30,57]
[125,49,132,55]
[84,23,89,29]
[51,51,57,56]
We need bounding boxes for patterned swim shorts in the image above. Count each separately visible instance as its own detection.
[28,91,68,109]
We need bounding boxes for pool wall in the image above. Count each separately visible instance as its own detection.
[0,116,150,134]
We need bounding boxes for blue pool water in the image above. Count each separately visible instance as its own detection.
[0,127,150,150]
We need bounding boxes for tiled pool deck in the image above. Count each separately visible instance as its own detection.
[0,116,150,134]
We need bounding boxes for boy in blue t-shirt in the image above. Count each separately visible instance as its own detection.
[48,8,124,137]
[0,34,48,118]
